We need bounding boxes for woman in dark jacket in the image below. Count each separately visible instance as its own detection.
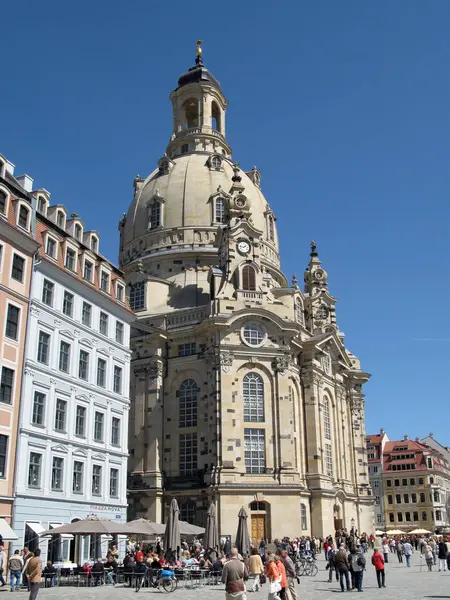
[438,538,448,572]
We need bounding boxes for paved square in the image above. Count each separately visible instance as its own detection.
[16,554,450,600]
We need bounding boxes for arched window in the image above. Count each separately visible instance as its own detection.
[215,197,225,223]
[0,190,6,215]
[211,155,222,169]
[301,503,307,530]
[129,281,145,311]
[323,397,331,440]
[268,216,274,241]
[148,201,161,230]
[212,101,221,133]
[57,211,65,229]
[74,223,82,240]
[295,300,304,325]
[243,372,264,422]
[183,98,199,129]
[18,204,30,229]
[242,265,256,291]
[179,379,198,428]
[37,196,46,214]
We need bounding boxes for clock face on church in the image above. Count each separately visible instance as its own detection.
[237,239,251,256]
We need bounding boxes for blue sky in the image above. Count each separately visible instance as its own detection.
[2,1,450,444]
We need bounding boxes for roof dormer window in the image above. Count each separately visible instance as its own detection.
[45,235,58,260]
[0,161,4,179]
[17,203,31,230]
[91,236,98,253]
[74,223,82,241]
[56,210,65,229]
[0,189,7,216]
[37,196,47,215]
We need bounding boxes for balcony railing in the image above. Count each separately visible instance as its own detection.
[166,307,207,329]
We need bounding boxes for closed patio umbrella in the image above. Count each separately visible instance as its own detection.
[235,507,251,557]
[204,503,219,554]
[164,499,181,558]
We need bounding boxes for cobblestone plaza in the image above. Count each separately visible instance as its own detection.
[22,554,450,600]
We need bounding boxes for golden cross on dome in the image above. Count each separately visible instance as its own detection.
[196,40,204,65]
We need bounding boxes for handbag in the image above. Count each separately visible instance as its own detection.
[259,573,266,584]
[269,580,281,594]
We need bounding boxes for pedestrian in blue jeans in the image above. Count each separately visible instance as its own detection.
[352,546,366,592]
[8,550,23,591]
[403,541,413,567]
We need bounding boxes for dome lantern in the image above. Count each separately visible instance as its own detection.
[166,41,231,159]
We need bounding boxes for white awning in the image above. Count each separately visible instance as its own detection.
[26,522,45,535]
[0,518,18,541]
[49,524,73,540]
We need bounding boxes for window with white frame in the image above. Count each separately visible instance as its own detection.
[11,254,25,282]
[99,312,108,336]
[116,283,125,303]
[376,514,382,524]
[65,246,76,271]
[37,196,47,215]
[374,479,380,488]
[74,223,82,240]
[82,302,92,327]
[97,358,106,387]
[113,366,122,394]
[83,259,93,282]
[45,236,57,259]
[78,350,89,380]
[56,211,65,229]
[0,435,7,478]
[28,452,42,487]
[100,271,110,293]
[115,321,124,344]
[92,464,102,494]
[42,279,54,306]
[37,331,50,364]
[242,322,266,347]
[32,391,45,425]
[129,281,145,310]
[90,236,98,253]
[51,457,64,490]
[63,291,74,317]
[179,379,198,428]
[148,200,162,230]
[215,197,225,223]
[325,443,333,477]
[59,341,71,373]
[179,433,198,476]
[18,203,30,230]
[111,417,120,446]
[0,368,14,404]
[93,411,104,441]
[73,461,84,492]
[75,406,86,437]
[375,495,380,505]
[323,397,331,440]
[110,468,119,497]
[243,372,264,423]
[244,428,266,474]
[0,190,7,215]
[55,398,67,431]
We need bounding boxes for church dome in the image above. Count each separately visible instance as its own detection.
[122,153,279,262]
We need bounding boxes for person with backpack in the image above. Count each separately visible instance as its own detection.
[351,545,366,592]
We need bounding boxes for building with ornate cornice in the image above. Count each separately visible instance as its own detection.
[8,166,134,562]
[123,44,373,539]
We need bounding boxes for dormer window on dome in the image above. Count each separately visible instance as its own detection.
[147,193,165,231]
[209,155,222,170]
[158,156,173,175]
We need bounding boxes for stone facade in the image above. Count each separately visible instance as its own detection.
[123,47,374,540]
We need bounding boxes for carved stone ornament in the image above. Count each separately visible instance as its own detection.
[350,396,364,416]
[54,319,61,327]
[148,361,163,379]
[74,329,81,337]
[272,355,292,374]
[50,378,56,385]
[24,368,35,377]
[220,351,234,373]
[30,307,40,317]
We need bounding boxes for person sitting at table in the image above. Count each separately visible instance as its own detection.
[42,561,57,587]
[123,553,135,587]
[150,556,161,569]
[92,558,105,585]
[79,562,91,583]
[104,555,118,585]
[182,552,197,566]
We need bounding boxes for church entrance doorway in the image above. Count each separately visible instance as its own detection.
[249,500,269,544]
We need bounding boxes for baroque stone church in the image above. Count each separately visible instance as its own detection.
[121,43,374,540]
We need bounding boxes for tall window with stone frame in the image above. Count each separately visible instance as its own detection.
[215,197,225,223]
[295,299,304,325]
[244,428,266,474]
[268,215,274,242]
[242,265,256,291]
[243,372,264,422]
[179,433,198,476]
[178,379,198,428]
[301,503,307,530]
[323,397,331,441]
[148,200,162,230]
[325,443,333,478]
[129,282,145,311]
[180,501,196,523]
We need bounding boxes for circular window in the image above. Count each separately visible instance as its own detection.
[242,322,266,347]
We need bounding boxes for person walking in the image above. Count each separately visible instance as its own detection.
[8,550,23,592]
[221,547,249,600]
[281,550,297,600]
[274,552,287,600]
[437,538,448,572]
[351,545,366,592]
[424,543,433,572]
[27,549,42,600]
[335,545,351,593]
[327,543,339,583]
[396,541,403,563]
[403,541,413,567]
[382,541,389,564]
[247,548,264,593]
[371,548,386,588]
[266,552,282,600]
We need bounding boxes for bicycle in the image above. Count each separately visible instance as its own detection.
[295,554,318,578]
[135,568,178,593]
